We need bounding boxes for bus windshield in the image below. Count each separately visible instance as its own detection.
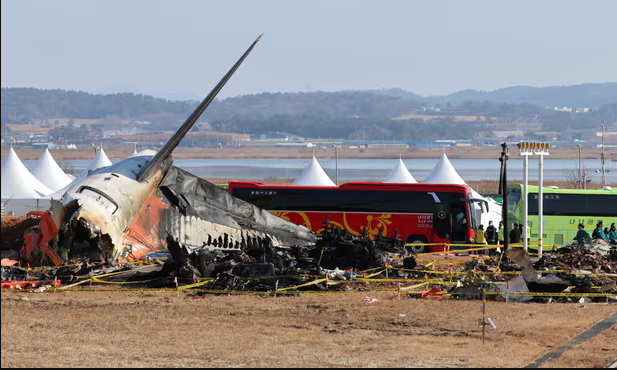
[507,187,521,206]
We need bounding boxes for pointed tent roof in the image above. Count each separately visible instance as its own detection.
[1,147,53,199]
[81,146,112,176]
[383,158,417,183]
[422,153,502,227]
[422,153,466,185]
[292,157,336,186]
[30,149,74,192]
[422,153,485,199]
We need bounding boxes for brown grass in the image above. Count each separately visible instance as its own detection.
[538,320,617,368]
[1,291,615,368]
[2,145,615,161]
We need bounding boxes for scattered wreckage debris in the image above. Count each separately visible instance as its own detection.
[161,220,415,293]
[3,215,616,303]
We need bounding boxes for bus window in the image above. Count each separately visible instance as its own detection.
[528,193,617,217]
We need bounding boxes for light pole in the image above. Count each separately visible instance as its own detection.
[516,142,532,252]
[601,121,606,186]
[517,142,549,254]
[498,143,509,252]
[333,145,339,185]
[534,142,550,256]
[577,144,582,189]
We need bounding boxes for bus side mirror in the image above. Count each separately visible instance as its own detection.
[433,207,452,239]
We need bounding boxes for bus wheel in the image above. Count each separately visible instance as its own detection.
[407,235,429,254]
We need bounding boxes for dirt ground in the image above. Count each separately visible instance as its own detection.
[1,291,615,368]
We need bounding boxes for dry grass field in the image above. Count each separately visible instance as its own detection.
[2,145,615,162]
[1,291,615,368]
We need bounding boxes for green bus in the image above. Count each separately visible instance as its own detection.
[507,184,617,249]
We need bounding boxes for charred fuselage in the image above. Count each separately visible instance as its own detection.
[43,34,318,265]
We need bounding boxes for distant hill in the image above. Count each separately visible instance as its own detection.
[0,87,195,125]
[90,84,201,102]
[89,82,617,108]
[2,84,615,142]
[201,91,420,122]
[368,83,617,109]
[362,88,423,101]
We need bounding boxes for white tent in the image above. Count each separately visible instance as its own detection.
[1,147,53,199]
[383,158,417,183]
[423,153,501,227]
[31,148,74,192]
[422,153,466,185]
[292,157,336,186]
[1,148,54,215]
[81,146,112,176]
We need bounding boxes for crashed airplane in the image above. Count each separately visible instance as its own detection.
[36,35,317,266]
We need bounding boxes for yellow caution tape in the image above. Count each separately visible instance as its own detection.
[90,276,159,285]
[7,283,614,298]
[237,274,319,281]
[398,282,427,292]
[177,278,216,291]
[52,288,178,293]
[363,270,387,279]
[357,267,384,274]
[55,265,153,290]
[485,291,616,298]
[276,278,328,292]
[54,279,92,290]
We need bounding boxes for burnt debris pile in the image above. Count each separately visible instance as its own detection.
[534,247,617,272]
[3,221,616,301]
[161,220,414,292]
[310,219,411,271]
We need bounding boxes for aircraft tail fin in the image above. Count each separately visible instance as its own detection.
[137,34,263,182]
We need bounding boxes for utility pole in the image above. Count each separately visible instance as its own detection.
[517,142,532,252]
[498,143,509,252]
[333,145,339,185]
[534,143,549,256]
[601,121,606,186]
[577,144,582,189]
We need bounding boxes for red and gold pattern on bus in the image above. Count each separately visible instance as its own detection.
[269,211,452,252]
[228,181,478,253]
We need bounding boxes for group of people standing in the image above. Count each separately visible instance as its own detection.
[576,221,617,246]
[476,219,617,255]
[475,220,551,255]
[475,220,505,255]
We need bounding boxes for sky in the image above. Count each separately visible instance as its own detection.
[2,0,616,100]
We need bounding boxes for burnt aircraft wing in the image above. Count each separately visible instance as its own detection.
[47,35,317,265]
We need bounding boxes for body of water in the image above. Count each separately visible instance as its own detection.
[22,157,617,184]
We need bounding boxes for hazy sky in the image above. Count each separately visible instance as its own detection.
[2,0,616,99]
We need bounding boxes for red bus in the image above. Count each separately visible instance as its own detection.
[228,181,487,253]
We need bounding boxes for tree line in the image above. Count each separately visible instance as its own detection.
[1,87,615,142]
